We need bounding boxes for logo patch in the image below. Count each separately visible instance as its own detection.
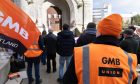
[99,67,123,77]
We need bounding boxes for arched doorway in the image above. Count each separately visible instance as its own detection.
[47,6,62,31]
[42,0,71,32]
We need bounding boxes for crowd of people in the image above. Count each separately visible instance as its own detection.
[23,13,140,84]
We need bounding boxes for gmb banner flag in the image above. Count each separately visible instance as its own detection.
[0,0,41,54]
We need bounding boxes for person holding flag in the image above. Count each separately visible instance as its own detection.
[0,0,42,84]
[24,40,43,84]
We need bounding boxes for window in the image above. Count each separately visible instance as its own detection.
[54,14,57,18]
[48,14,51,19]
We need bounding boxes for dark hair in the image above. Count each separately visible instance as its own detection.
[42,30,46,35]
[123,29,134,35]
[48,29,53,33]
[128,26,136,31]
[63,24,69,30]
[87,22,96,28]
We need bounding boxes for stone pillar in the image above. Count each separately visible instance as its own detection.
[13,0,31,18]
[74,1,83,32]
[84,0,93,28]
[34,0,44,27]
[74,0,93,32]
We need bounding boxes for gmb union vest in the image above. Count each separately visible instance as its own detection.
[74,43,137,84]
[24,42,42,58]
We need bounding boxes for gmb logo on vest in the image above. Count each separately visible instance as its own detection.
[99,57,123,77]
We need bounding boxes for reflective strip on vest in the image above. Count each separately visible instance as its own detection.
[28,44,40,50]
[82,46,89,84]
[123,51,133,84]
[24,43,42,57]
[28,48,40,50]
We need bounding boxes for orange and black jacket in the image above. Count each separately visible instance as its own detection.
[63,36,138,84]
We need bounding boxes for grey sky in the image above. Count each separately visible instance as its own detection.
[93,0,140,13]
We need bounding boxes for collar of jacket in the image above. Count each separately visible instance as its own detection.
[95,35,119,47]
[85,28,96,35]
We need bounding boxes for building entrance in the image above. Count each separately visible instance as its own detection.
[47,6,62,31]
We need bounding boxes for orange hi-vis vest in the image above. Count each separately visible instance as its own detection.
[74,43,137,84]
[24,42,42,58]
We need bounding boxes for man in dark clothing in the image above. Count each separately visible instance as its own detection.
[63,14,138,84]
[129,25,140,40]
[24,42,42,84]
[128,26,140,64]
[120,29,139,54]
[38,30,47,65]
[44,29,57,73]
[57,24,75,83]
[76,22,96,46]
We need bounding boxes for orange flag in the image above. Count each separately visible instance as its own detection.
[0,0,41,54]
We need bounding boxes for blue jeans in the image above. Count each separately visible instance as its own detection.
[27,58,40,84]
[40,50,47,65]
[59,56,72,79]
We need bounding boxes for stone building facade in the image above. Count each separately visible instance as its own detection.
[12,0,93,33]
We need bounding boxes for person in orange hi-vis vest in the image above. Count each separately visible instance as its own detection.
[24,40,42,84]
[63,14,138,84]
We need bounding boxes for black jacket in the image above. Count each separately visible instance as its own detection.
[38,35,45,50]
[120,37,139,54]
[57,30,75,56]
[44,33,57,57]
[63,36,137,84]
[133,35,140,64]
[76,28,96,47]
